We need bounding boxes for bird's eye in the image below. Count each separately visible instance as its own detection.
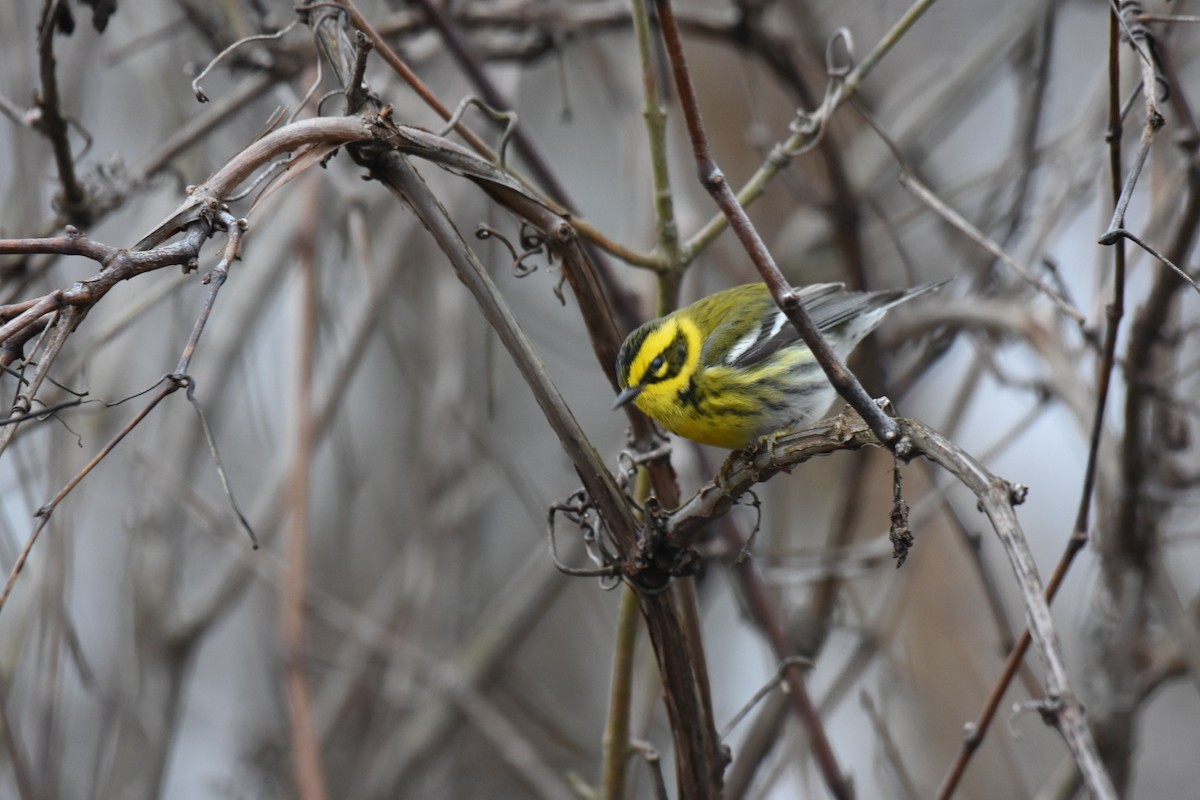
[650,355,665,376]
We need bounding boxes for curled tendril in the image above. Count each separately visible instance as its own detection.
[191,20,299,103]
[476,223,548,277]
[518,222,546,254]
[616,440,672,502]
[439,96,519,170]
[547,489,621,583]
[825,27,854,79]
[615,450,644,505]
[784,27,855,156]
[546,485,697,594]
[551,275,569,306]
[475,224,516,258]
[512,252,540,277]
[517,222,552,274]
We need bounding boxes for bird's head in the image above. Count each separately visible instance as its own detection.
[614,316,702,410]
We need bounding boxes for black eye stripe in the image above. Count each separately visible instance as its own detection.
[644,330,690,385]
[616,325,652,385]
[617,323,695,387]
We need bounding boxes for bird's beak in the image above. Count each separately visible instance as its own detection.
[613,385,643,409]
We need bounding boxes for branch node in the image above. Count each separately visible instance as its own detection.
[701,166,726,189]
[346,30,374,114]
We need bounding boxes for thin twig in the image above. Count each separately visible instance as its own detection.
[905,427,1115,799]
[630,0,682,284]
[602,584,641,800]
[860,691,921,800]
[894,170,1085,325]
[719,656,813,740]
[629,742,670,800]
[35,0,90,224]
[684,0,940,259]
[191,20,299,102]
[719,512,853,800]
[390,0,641,326]
[0,207,259,612]
[1140,14,1200,24]
[653,0,903,455]
[359,145,722,798]
[668,408,1116,796]
[180,382,258,548]
[1099,228,1200,293]
[281,177,328,800]
[0,374,173,614]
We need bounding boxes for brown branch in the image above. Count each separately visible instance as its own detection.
[335,0,642,326]
[354,143,723,797]
[720,520,851,796]
[665,407,1117,798]
[0,221,212,462]
[0,366,171,613]
[282,179,329,800]
[909,425,1115,799]
[35,0,90,225]
[652,0,902,459]
[927,72,1161,765]
[1115,64,1200,577]
[0,206,252,614]
[135,116,374,250]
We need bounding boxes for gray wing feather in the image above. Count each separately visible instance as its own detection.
[729,281,944,369]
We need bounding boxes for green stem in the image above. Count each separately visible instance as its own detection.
[630,0,682,272]
[601,583,642,800]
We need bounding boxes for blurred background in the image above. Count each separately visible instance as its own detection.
[1,0,1197,797]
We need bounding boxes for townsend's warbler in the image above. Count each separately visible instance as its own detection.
[614,281,942,449]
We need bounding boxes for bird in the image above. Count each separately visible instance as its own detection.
[613,281,943,449]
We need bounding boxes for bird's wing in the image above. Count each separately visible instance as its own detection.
[718,283,843,369]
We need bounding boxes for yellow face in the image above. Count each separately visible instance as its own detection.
[615,315,703,430]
